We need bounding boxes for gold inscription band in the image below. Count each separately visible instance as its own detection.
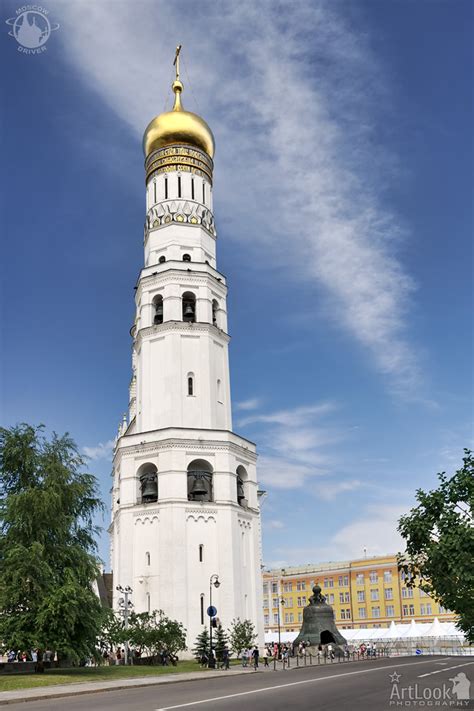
[145,144,213,184]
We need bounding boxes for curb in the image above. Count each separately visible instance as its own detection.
[0,668,257,706]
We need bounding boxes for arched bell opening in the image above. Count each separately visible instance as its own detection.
[212,299,219,327]
[182,291,196,323]
[137,462,158,504]
[153,294,164,325]
[320,630,336,645]
[236,465,248,507]
[187,459,213,502]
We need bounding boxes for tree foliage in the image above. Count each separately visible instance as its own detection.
[397,449,474,642]
[126,610,187,658]
[0,424,105,661]
[228,618,257,656]
[213,623,229,662]
[192,626,210,662]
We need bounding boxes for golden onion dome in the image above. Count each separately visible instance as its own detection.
[143,77,215,160]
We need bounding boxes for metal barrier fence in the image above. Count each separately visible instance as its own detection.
[271,648,390,671]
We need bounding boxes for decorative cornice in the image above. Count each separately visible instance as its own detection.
[136,269,227,296]
[115,437,257,461]
[135,321,230,346]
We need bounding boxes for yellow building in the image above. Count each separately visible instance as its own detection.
[262,554,456,634]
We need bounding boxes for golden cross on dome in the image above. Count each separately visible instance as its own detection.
[173,44,182,81]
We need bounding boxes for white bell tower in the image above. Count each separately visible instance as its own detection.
[109,48,264,652]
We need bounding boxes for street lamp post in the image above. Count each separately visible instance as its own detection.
[277,596,285,649]
[209,574,220,668]
[116,585,133,666]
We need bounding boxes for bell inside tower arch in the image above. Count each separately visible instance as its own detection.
[153,295,164,325]
[182,292,196,322]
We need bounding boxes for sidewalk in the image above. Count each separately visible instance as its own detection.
[0,668,256,706]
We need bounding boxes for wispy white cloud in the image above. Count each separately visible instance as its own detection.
[316,479,364,501]
[235,398,262,412]
[83,439,114,461]
[264,519,286,530]
[53,0,422,396]
[238,402,337,428]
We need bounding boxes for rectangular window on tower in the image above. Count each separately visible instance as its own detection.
[178,176,181,197]
[199,544,203,562]
[202,181,205,204]
[191,177,195,200]
[200,595,204,625]
[164,176,168,199]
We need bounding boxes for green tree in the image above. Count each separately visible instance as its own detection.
[398,449,474,642]
[192,627,210,663]
[213,623,229,663]
[0,424,104,663]
[127,610,187,659]
[228,618,257,657]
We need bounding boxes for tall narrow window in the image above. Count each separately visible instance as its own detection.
[191,177,195,200]
[200,594,204,625]
[164,176,168,199]
[182,292,196,322]
[202,181,205,204]
[188,375,194,396]
[212,299,218,327]
[178,175,182,197]
[199,544,203,562]
[153,181,157,203]
[146,551,151,566]
[147,592,151,613]
[217,378,222,403]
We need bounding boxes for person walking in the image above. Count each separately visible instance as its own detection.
[241,648,248,667]
[221,647,230,670]
[263,647,269,667]
[251,646,259,670]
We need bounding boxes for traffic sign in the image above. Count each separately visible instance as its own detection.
[207,605,217,617]
[415,649,423,655]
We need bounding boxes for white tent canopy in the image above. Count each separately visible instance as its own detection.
[264,619,466,645]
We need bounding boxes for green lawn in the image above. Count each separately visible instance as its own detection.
[0,661,209,692]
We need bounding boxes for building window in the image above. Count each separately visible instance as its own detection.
[146,551,151,566]
[338,575,349,586]
[200,594,204,624]
[369,571,378,584]
[402,604,408,616]
[370,589,379,601]
[384,571,392,583]
[426,604,432,615]
[297,597,306,607]
[217,378,222,403]
[327,593,334,604]
[298,612,303,622]
[159,255,166,263]
[165,176,168,199]
[178,175,182,197]
[263,598,269,608]
[357,591,365,602]
[297,581,306,591]
[323,578,334,588]
[339,592,350,603]
[183,253,191,262]
[272,583,278,594]
[187,374,194,396]
[341,609,351,620]
[202,181,205,203]
[386,605,395,617]
[263,583,268,594]
[273,613,279,624]
[272,597,279,608]
[372,606,380,618]
[264,614,269,625]
[147,592,151,613]
[187,459,213,502]
[402,587,414,599]
[199,544,203,562]
[409,604,415,615]
[191,177,195,200]
[212,299,219,327]
[182,291,196,322]
[356,574,364,585]
[384,588,393,600]
[153,181,157,203]
[283,582,293,592]
[358,607,367,618]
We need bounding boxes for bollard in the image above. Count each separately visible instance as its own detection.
[273,656,276,671]
[304,653,307,666]
[310,653,312,666]
[296,654,299,667]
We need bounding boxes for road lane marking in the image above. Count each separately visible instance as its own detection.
[155,658,450,710]
[418,661,474,678]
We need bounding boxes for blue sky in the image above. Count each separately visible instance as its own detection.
[1,0,472,568]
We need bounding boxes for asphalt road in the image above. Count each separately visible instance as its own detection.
[10,656,474,711]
